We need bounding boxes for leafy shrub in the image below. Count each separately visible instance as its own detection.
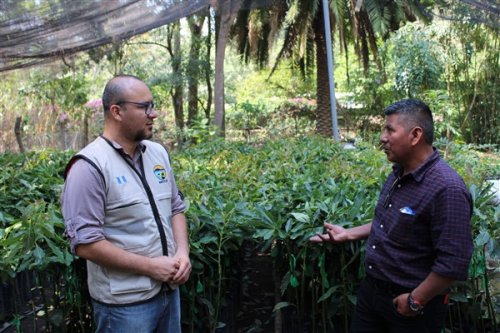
[174,137,498,331]
[0,139,497,332]
[0,149,90,331]
[227,101,271,131]
[390,23,444,97]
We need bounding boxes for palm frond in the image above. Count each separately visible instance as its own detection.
[364,0,391,35]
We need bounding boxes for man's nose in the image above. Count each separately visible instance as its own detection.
[380,131,387,143]
[148,109,159,118]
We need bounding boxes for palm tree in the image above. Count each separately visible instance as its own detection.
[229,0,430,137]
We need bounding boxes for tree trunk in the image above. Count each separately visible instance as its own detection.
[205,11,213,122]
[14,116,25,153]
[314,9,333,137]
[170,22,184,130]
[349,0,362,67]
[214,0,241,136]
[187,15,206,127]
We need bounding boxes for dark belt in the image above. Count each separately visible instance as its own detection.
[365,274,412,295]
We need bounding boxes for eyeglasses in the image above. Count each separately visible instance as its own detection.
[117,101,155,116]
[383,176,400,208]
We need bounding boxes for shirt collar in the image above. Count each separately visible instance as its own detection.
[100,135,147,158]
[392,148,440,182]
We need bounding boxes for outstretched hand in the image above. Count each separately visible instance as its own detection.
[309,223,350,243]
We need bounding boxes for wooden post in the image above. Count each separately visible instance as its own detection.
[82,113,89,148]
[14,116,25,153]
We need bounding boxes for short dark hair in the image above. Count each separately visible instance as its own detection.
[384,99,434,144]
[102,74,142,114]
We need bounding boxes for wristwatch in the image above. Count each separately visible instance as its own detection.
[407,292,424,314]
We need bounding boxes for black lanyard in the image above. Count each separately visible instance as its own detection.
[101,136,169,257]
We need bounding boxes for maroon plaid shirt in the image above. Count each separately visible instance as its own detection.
[365,149,473,289]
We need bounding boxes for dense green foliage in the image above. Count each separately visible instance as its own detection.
[0,150,72,279]
[0,150,88,330]
[1,138,498,331]
[0,2,497,331]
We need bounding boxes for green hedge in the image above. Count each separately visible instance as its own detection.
[0,137,498,332]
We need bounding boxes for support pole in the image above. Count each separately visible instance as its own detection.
[321,0,340,141]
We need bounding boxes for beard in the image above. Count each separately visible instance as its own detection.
[134,128,153,142]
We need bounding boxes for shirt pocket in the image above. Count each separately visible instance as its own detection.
[108,245,153,295]
[104,197,150,244]
[386,210,418,244]
[106,196,148,217]
[156,191,172,221]
[108,270,153,295]
[155,191,172,202]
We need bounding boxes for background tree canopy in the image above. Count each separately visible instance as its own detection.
[0,0,498,148]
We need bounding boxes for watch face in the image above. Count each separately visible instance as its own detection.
[408,294,423,312]
[410,302,423,312]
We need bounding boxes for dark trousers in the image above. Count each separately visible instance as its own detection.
[350,276,449,333]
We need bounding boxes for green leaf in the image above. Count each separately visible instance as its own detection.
[33,246,45,266]
[475,230,490,247]
[273,302,292,312]
[281,271,291,295]
[196,280,204,293]
[290,212,309,223]
[199,235,218,244]
[45,237,63,257]
[449,292,468,302]
[254,228,274,240]
[215,322,226,329]
[347,294,357,305]
[318,285,341,303]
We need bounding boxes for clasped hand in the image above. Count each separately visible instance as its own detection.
[149,255,192,284]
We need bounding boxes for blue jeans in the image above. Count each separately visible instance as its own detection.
[350,277,448,333]
[92,288,181,333]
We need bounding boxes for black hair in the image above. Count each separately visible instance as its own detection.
[384,99,434,144]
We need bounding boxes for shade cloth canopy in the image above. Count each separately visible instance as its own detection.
[0,0,217,72]
[0,0,497,73]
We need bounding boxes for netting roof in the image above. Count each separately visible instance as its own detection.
[0,0,213,72]
[0,0,498,73]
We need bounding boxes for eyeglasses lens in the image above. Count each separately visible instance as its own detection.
[146,102,155,115]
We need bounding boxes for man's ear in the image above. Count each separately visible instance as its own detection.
[410,126,424,146]
[109,104,122,120]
